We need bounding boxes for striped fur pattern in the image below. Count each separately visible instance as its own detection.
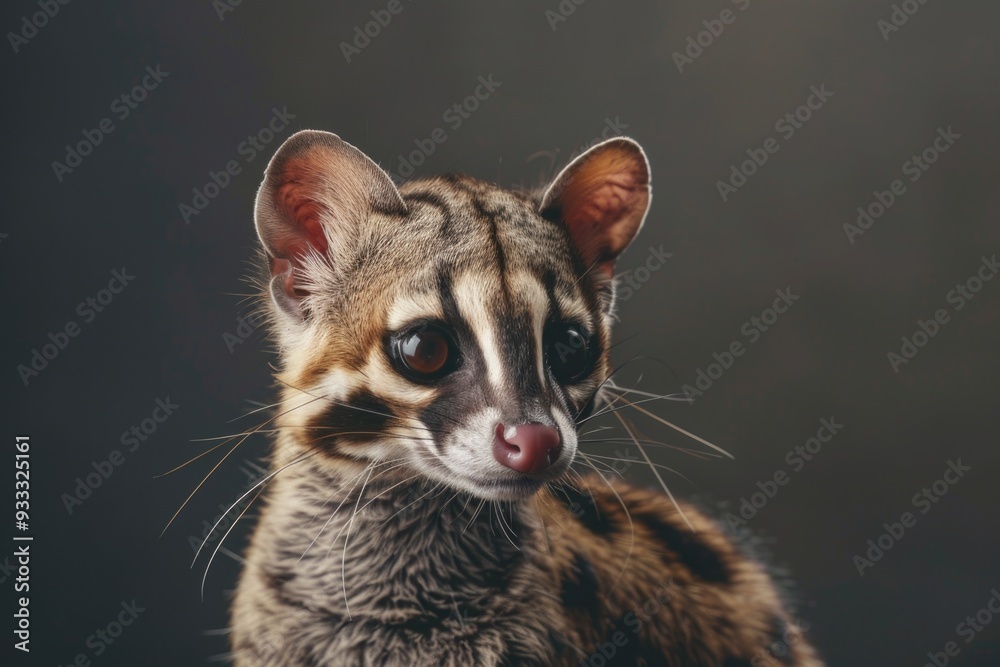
[230,131,823,666]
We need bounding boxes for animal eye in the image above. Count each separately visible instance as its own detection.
[546,323,593,384]
[392,325,457,381]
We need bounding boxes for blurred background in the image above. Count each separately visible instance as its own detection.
[3,1,999,664]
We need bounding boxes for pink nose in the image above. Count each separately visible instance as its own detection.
[493,423,562,473]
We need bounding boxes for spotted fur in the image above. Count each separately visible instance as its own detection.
[230,131,823,666]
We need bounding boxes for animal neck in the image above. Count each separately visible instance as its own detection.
[253,456,536,621]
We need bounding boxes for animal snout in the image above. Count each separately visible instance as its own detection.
[492,422,561,473]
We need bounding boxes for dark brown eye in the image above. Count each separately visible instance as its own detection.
[392,326,458,381]
[546,323,594,384]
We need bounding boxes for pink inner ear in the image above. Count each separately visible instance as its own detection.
[266,179,334,299]
[558,160,648,274]
[564,175,640,256]
[275,182,330,263]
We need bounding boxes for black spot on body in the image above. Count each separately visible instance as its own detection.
[638,512,730,584]
[561,552,600,611]
[471,195,511,299]
[722,659,754,667]
[553,486,616,535]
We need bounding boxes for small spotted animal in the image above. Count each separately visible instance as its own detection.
[229,130,823,666]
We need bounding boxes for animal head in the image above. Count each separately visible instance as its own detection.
[254,130,651,500]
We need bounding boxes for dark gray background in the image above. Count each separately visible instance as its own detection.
[3,0,998,665]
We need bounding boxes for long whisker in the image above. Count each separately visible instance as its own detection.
[583,453,695,485]
[192,449,324,566]
[613,411,693,531]
[159,428,429,479]
[493,502,519,550]
[382,481,443,526]
[606,392,733,460]
[575,452,625,479]
[578,437,721,460]
[463,498,488,535]
[300,466,374,562]
[200,485,264,600]
[605,382,693,403]
[355,472,422,516]
[303,459,406,529]
[577,387,698,428]
[227,399,285,423]
[573,454,637,596]
[161,394,328,535]
[341,464,374,621]
[272,375,437,430]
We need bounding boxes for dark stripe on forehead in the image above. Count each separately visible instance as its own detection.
[495,305,548,410]
[471,195,511,301]
[403,190,456,238]
[541,270,562,321]
[436,268,475,345]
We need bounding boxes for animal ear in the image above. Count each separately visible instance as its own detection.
[254,130,406,316]
[539,138,651,277]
